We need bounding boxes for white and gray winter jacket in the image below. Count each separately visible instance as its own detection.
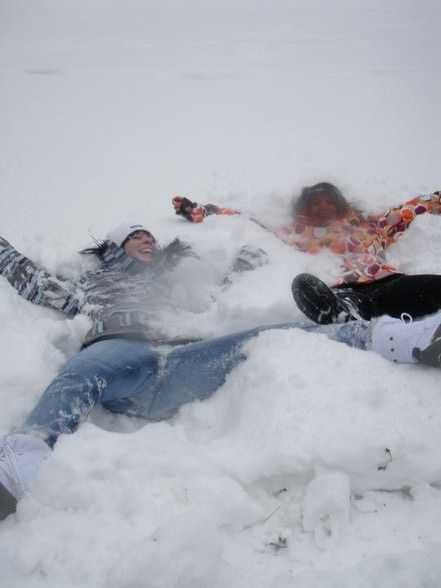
[0,236,197,347]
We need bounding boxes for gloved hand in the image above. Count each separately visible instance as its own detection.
[172,196,199,222]
[164,237,195,258]
[154,238,197,270]
[230,245,269,273]
[222,245,269,288]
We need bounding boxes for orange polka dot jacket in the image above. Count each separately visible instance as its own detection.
[275,191,441,286]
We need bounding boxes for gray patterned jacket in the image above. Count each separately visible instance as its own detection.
[0,236,198,347]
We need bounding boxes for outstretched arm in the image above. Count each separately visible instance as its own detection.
[376,190,441,245]
[172,196,238,223]
[0,236,82,315]
[172,195,309,252]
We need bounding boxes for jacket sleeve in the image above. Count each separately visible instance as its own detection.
[376,190,441,246]
[198,203,237,222]
[0,236,82,315]
[270,221,318,252]
[172,196,238,223]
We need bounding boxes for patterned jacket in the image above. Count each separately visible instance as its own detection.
[277,192,441,286]
[0,237,196,347]
[176,191,441,286]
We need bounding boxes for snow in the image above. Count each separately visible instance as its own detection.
[301,472,350,547]
[1,0,441,585]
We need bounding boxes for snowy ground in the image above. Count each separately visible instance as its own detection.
[1,1,441,586]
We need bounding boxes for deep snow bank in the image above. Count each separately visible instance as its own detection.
[1,1,441,586]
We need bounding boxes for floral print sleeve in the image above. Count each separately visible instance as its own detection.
[376,191,441,247]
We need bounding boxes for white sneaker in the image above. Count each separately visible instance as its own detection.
[369,312,441,364]
[0,434,51,519]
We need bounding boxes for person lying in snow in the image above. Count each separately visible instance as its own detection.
[173,185,441,324]
[1,222,441,521]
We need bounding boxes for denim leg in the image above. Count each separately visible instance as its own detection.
[299,320,369,350]
[146,328,259,420]
[145,320,369,421]
[20,339,160,446]
[18,321,370,442]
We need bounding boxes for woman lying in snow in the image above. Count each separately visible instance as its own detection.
[1,222,441,520]
[172,184,441,324]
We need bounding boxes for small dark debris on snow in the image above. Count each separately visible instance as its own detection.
[268,536,288,551]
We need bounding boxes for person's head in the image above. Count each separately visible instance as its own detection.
[81,222,158,263]
[106,222,158,263]
[292,182,350,226]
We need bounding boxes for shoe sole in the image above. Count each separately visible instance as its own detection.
[292,273,341,324]
[0,481,17,521]
[412,337,441,367]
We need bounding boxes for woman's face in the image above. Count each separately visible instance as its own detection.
[123,230,157,263]
[307,193,338,226]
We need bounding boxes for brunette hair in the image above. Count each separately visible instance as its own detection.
[80,239,110,259]
[292,182,350,218]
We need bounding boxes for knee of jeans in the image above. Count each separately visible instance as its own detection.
[46,370,105,403]
[101,397,152,419]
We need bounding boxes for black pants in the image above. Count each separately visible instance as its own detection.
[336,274,441,320]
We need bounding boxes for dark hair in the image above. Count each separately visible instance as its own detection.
[80,239,110,259]
[80,229,157,260]
[292,182,350,218]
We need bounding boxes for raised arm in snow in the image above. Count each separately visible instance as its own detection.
[0,236,82,315]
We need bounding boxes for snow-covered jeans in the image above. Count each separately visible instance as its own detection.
[21,321,368,447]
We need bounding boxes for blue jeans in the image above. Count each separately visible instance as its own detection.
[21,321,368,446]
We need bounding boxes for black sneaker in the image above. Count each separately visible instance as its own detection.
[291,273,361,324]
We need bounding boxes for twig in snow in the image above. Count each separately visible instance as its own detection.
[377,448,392,471]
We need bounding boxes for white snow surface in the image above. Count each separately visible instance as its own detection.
[1,1,441,586]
